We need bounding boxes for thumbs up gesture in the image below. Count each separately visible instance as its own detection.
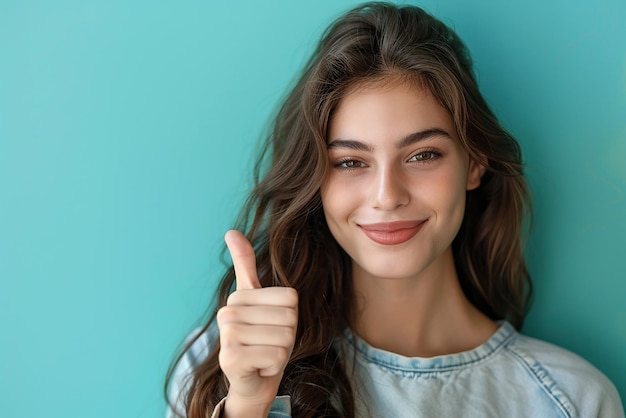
[217,230,299,417]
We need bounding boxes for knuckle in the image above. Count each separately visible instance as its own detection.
[273,346,290,366]
[281,325,296,346]
[217,327,231,345]
[217,323,240,346]
[218,348,239,372]
[226,292,240,306]
[285,288,299,305]
[216,306,239,324]
[285,308,298,325]
[216,306,227,322]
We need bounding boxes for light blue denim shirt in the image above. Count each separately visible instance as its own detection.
[167,322,624,417]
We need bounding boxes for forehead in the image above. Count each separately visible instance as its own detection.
[328,79,456,143]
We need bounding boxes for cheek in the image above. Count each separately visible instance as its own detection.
[420,168,468,215]
[320,175,355,220]
[320,182,342,223]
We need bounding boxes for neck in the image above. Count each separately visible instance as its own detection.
[350,248,497,357]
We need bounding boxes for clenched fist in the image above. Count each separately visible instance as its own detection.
[217,230,298,418]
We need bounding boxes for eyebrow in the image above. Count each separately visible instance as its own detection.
[327,128,453,151]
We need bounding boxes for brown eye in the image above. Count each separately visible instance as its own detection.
[408,150,441,162]
[334,159,367,170]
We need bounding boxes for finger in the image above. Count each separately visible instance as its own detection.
[225,287,298,308]
[225,230,261,290]
[220,324,296,349]
[217,305,298,327]
[220,345,290,377]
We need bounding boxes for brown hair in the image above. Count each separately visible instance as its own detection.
[166,2,532,416]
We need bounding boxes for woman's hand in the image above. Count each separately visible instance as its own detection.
[217,230,298,418]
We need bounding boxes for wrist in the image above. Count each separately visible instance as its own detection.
[223,394,273,418]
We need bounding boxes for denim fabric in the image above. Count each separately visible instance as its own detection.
[167,322,624,418]
[337,322,623,417]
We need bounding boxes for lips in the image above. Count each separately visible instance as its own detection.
[359,220,427,245]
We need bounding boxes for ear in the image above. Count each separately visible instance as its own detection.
[466,158,487,191]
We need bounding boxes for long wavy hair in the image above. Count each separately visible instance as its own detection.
[166,2,532,417]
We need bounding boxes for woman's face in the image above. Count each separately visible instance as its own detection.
[320,81,484,282]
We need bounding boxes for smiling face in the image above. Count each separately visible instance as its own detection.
[320,80,484,283]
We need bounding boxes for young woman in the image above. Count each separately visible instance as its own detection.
[166,3,624,417]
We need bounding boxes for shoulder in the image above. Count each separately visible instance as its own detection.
[166,324,218,418]
[504,330,624,418]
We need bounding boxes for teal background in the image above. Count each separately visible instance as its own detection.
[1,0,624,416]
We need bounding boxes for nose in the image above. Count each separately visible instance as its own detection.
[370,165,410,210]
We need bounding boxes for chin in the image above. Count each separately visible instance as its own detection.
[353,258,432,281]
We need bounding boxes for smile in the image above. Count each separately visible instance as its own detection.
[358,220,427,245]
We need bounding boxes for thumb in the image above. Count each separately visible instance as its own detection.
[224,230,261,290]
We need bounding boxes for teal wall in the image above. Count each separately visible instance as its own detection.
[1,1,624,416]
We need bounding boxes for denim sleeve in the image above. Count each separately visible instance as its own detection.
[166,327,215,418]
[268,396,292,417]
[596,380,625,418]
[209,396,292,418]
